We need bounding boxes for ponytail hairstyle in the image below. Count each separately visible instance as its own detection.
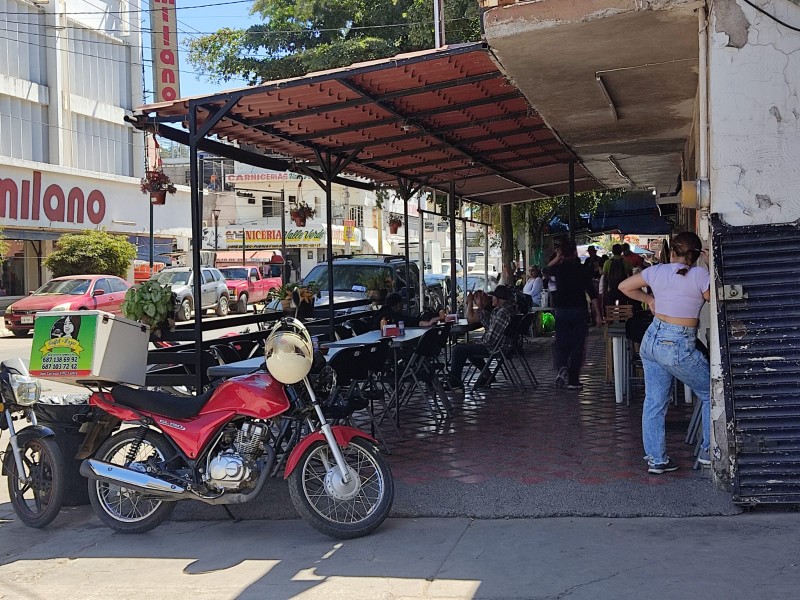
[671,231,703,276]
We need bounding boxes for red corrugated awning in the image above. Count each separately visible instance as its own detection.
[131,43,603,205]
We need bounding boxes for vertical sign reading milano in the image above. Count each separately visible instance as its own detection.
[150,0,181,102]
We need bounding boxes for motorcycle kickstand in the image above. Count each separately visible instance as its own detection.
[222,505,241,523]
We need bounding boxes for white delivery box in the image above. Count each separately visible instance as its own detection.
[29,311,150,386]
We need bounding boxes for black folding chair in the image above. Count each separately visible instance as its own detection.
[325,344,396,451]
[346,318,372,336]
[334,324,355,341]
[509,313,538,386]
[470,316,528,392]
[384,325,453,426]
[210,344,242,365]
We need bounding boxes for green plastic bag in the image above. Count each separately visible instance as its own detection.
[541,312,555,333]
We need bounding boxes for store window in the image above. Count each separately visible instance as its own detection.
[262,196,280,218]
[349,206,364,227]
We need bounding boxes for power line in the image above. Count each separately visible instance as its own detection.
[0,0,254,17]
[0,16,475,36]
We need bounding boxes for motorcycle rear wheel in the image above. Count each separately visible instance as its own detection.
[87,429,176,534]
[4,436,65,528]
[288,437,394,539]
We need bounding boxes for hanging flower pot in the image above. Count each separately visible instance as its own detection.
[387,214,403,235]
[293,216,307,227]
[150,190,167,205]
[290,201,315,228]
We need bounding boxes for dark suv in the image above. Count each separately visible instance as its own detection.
[302,256,424,314]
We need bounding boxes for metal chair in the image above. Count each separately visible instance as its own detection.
[346,318,372,336]
[325,343,397,451]
[333,324,355,341]
[385,325,453,426]
[470,317,527,392]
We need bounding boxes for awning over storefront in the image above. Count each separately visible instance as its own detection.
[589,191,671,235]
[0,229,62,241]
[215,250,282,264]
[128,236,173,264]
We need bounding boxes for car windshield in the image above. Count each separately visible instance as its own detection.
[219,268,248,280]
[304,264,394,292]
[152,270,191,285]
[34,279,91,295]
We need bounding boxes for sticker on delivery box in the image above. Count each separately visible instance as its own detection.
[30,314,96,377]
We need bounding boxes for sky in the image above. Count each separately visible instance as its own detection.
[144,0,261,101]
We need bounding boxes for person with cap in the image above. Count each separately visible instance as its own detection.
[622,242,644,270]
[448,284,518,390]
[545,239,597,390]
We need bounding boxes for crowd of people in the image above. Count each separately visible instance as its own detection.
[475,235,711,475]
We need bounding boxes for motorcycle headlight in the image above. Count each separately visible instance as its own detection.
[51,302,72,311]
[10,374,41,406]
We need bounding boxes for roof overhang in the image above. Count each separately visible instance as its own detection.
[483,0,701,195]
[130,43,604,205]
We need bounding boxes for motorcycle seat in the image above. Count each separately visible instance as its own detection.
[110,385,213,420]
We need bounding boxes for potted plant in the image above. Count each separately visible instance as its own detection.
[121,280,178,338]
[363,273,392,304]
[140,170,177,205]
[290,201,316,227]
[268,282,298,314]
[388,214,403,234]
[268,281,320,318]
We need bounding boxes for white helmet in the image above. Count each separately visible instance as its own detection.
[264,317,313,384]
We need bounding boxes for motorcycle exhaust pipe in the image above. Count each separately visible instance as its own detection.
[80,459,186,496]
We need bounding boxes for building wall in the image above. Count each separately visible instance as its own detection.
[707,0,800,483]
[708,0,800,225]
[0,0,172,293]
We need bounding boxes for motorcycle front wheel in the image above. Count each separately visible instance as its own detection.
[4,436,65,528]
[87,429,176,534]
[288,437,394,539]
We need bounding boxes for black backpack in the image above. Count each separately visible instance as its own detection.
[514,290,533,314]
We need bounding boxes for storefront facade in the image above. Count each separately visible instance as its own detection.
[1,159,191,297]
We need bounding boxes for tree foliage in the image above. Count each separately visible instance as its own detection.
[44,230,137,279]
[186,0,482,83]
[0,231,8,258]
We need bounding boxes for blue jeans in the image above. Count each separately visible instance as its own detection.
[639,318,711,466]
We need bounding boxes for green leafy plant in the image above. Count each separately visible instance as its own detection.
[44,229,137,278]
[268,281,298,301]
[121,280,177,335]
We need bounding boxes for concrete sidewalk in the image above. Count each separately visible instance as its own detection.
[0,505,798,599]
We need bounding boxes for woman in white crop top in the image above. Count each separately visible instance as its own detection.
[618,232,712,474]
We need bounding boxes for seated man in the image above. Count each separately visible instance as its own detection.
[448,285,518,390]
[371,292,443,330]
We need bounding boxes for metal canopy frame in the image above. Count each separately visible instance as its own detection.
[131,43,594,391]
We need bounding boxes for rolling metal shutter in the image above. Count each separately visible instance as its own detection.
[713,215,800,503]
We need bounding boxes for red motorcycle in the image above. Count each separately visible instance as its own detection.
[78,319,394,539]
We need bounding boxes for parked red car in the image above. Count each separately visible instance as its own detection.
[4,275,131,337]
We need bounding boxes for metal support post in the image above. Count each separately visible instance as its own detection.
[568,160,576,243]
[188,105,204,393]
[280,189,287,284]
[449,181,457,313]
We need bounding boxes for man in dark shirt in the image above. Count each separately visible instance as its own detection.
[546,240,597,390]
[371,293,442,330]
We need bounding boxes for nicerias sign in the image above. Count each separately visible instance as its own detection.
[217,226,362,249]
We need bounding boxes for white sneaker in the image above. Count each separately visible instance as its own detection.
[555,367,568,389]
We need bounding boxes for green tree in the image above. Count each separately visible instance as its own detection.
[0,231,8,259]
[186,0,481,83]
[44,230,137,279]
[490,190,624,264]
